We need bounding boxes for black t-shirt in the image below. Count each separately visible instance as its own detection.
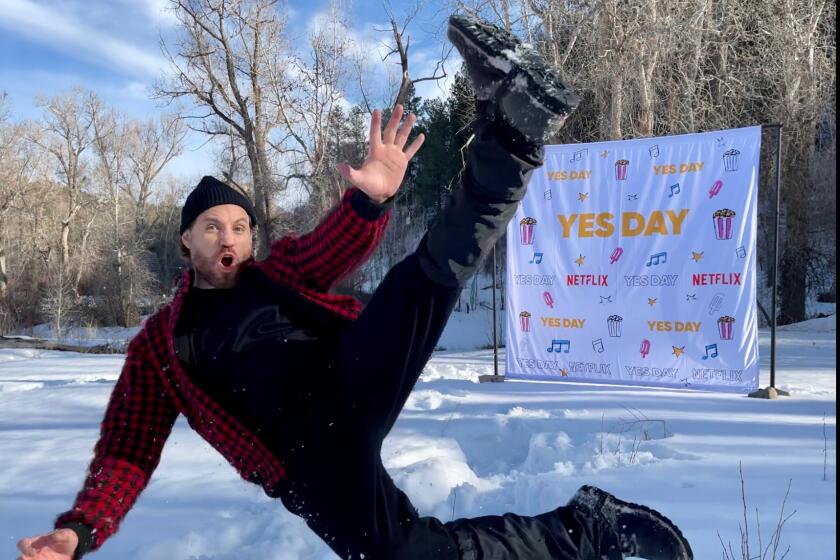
[173,266,350,448]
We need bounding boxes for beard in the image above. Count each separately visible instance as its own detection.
[191,250,242,289]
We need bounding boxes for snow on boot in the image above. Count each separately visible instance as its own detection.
[447,14,520,99]
[567,485,694,560]
[447,13,580,143]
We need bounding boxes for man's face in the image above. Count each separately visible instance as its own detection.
[181,204,253,289]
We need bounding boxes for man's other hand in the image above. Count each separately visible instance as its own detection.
[336,104,425,203]
[16,529,78,560]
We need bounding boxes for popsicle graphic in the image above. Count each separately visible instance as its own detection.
[640,339,651,358]
[709,179,723,198]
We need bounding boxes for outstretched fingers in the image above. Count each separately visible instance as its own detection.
[369,109,382,148]
[394,111,417,148]
[403,132,425,160]
[382,104,403,144]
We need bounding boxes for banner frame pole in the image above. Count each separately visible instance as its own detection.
[480,242,505,383]
[771,123,783,390]
[492,243,499,377]
[747,122,787,398]
[762,123,783,390]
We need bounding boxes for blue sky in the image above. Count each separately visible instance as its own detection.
[1,0,457,180]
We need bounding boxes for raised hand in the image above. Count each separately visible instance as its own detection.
[16,529,78,560]
[336,104,425,203]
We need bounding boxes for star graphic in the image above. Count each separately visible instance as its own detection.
[560,368,569,377]
[672,346,685,358]
[575,254,585,267]
[691,251,704,263]
[578,192,589,202]
[600,150,608,158]
[648,298,657,307]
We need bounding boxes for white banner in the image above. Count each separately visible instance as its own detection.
[505,126,761,392]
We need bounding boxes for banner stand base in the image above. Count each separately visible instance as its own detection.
[478,375,505,383]
[748,386,791,399]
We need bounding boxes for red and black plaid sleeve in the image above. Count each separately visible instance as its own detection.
[259,187,391,293]
[54,327,179,553]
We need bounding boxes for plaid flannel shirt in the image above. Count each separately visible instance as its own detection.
[54,188,391,553]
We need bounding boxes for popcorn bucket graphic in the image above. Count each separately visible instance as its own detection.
[718,316,735,340]
[615,159,629,180]
[520,217,537,245]
[607,315,623,337]
[519,311,531,332]
[723,149,740,172]
[712,209,736,240]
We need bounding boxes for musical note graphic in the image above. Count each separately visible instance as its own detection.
[544,189,552,200]
[708,179,723,198]
[599,296,613,305]
[570,149,588,162]
[716,137,727,148]
[667,183,681,198]
[649,144,660,158]
[646,252,667,267]
[679,377,692,387]
[543,291,554,308]
[736,246,746,259]
[701,344,719,360]
[592,338,605,353]
[547,339,571,353]
[609,247,623,264]
[686,293,697,302]
[627,194,639,201]
[529,252,544,264]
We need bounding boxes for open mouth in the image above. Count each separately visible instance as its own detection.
[220,255,235,268]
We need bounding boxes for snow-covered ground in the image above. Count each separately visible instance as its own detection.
[1,312,835,559]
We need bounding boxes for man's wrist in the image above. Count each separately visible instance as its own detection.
[56,522,94,560]
[349,188,394,220]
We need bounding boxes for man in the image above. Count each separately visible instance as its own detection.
[17,15,692,560]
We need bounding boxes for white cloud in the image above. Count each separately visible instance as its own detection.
[2,0,167,77]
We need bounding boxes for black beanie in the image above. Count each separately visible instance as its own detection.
[180,176,257,234]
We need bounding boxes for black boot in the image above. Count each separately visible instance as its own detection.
[447,13,580,143]
[568,485,694,560]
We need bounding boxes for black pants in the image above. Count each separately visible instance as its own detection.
[272,123,615,559]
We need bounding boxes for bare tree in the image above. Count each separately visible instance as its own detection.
[124,114,186,240]
[157,0,292,256]
[0,94,41,301]
[31,88,95,274]
[268,0,354,213]
[379,2,450,110]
